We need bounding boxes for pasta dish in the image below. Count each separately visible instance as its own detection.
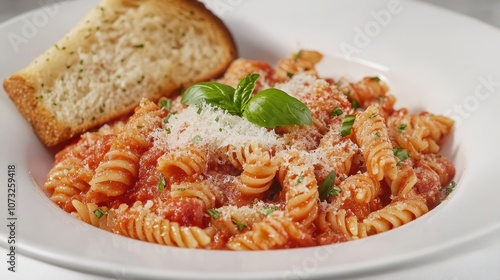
[43,50,455,250]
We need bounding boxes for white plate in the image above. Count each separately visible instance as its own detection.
[1,0,500,279]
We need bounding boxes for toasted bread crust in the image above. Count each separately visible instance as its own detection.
[3,0,237,147]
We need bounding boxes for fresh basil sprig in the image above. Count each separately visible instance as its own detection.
[181,74,312,128]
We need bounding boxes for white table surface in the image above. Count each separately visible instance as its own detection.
[1,0,500,279]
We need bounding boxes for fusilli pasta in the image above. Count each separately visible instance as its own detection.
[44,50,456,250]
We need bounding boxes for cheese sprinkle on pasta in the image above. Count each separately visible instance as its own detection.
[44,50,457,250]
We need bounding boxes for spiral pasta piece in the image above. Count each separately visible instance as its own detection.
[169,181,223,210]
[276,150,319,226]
[114,202,212,248]
[318,208,368,240]
[226,212,313,250]
[338,173,380,204]
[388,112,453,155]
[226,142,277,196]
[89,149,140,196]
[421,154,456,186]
[389,164,418,196]
[275,50,323,82]
[353,105,398,181]
[337,76,395,115]
[217,58,275,90]
[90,99,165,199]
[416,113,454,153]
[314,122,359,179]
[71,200,114,230]
[45,157,93,206]
[210,205,266,235]
[157,146,208,182]
[363,196,428,235]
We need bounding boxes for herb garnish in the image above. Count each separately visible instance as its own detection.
[444,181,456,196]
[330,107,343,116]
[191,135,203,142]
[351,100,360,110]
[181,74,312,128]
[207,209,221,220]
[260,205,278,216]
[398,124,407,133]
[233,220,247,230]
[318,171,340,200]
[157,175,166,192]
[294,50,303,62]
[93,208,107,218]
[160,99,172,111]
[341,115,356,137]
[393,147,410,165]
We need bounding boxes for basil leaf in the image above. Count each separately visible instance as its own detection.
[242,88,312,128]
[233,73,259,115]
[181,82,239,115]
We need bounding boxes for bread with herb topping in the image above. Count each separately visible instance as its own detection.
[3,0,237,147]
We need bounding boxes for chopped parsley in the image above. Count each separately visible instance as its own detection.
[157,175,166,192]
[233,220,247,230]
[191,135,203,142]
[134,44,144,48]
[351,100,360,110]
[93,208,107,218]
[294,50,303,62]
[393,147,410,162]
[260,205,278,216]
[341,115,356,137]
[328,186,342,197]
[398,124,407,133]
[444,181,456,196]
[163,114,172,124]
[296,174,305,184]
[369,113,377,119]
[374,132,381,138]
[330,107,343,116]
[160,99,172,111]
[371,76,381,82]
[207,209,221,220]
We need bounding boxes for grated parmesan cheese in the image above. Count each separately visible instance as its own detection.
[274,73,318,99]
[151,104,283,151]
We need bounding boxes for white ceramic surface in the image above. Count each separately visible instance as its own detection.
[1,0,500,279]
